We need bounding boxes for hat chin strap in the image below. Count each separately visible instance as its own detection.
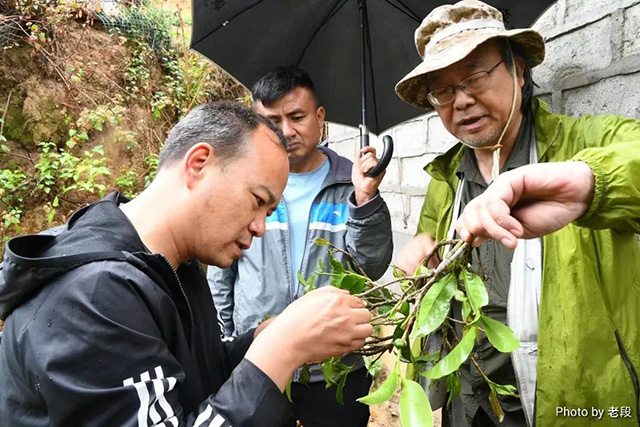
[490,44,519,182]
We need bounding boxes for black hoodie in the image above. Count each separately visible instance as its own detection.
[0,193,291,426]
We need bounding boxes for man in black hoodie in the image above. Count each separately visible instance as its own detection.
[0,101,373,427]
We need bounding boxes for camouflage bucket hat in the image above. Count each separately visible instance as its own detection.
[395,0,545,111]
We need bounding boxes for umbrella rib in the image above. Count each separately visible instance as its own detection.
[383,0,421,22]
[364,1,380,133]
[295,0,350,66]
[191,0,266,47]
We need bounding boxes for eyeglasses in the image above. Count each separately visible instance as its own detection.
[426,60,505,107]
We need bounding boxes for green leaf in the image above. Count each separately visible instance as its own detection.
[481,315,519,353]
[0,144,9,153]
[52,196,59,207]
[299,365,311,386]
[414,264,430,276]
[488,380,519,398]
[300,271,316,294]
[446,373,461,408]
[322,360,336,386]
[329,255,345,275]
[413,351,440,364]
[393,338,408,349]
[453,289,466,302]
[399,343,413,364]
[297,270,307,287]
[315,237,330,246]
[393,324,404,341]
[307,273,315,289]
[399,379,433,427]
[411,273,458,339]
[377,304,393,316]
[399,301,410,317]
[66,140,76,149]
[47,208,55,224]
[285,378,293,402]
[335,370,349,405]
[380,287,393,300]
[462,300,472,323]
[489,387,505,423]
[463,270,488,315]
[358,366,399,405]
[392,265,406,278]
[339,273,367,294]
[422,325,477,379]
[406,338,427,380]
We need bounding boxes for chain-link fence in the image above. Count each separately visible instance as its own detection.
[0,0,177,50]
[0,16,21,48]
[94,0,174,51]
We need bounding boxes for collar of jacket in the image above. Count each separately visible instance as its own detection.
[424,98,562,183]
[317,145,353,187]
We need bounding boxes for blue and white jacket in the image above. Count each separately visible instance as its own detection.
[208,147,393,378]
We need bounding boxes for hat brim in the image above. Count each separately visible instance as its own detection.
[395,29,545,111]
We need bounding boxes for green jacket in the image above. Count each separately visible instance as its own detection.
[418,99,640,426]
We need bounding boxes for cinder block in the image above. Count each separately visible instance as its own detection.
[380,191,411,231]
[407,195,428,235]
[391,118,428,158]
[563,74,640,118]
[401,155,435,190]
[426,115,458,154]
[328,138,357,160]
[533,17,613,85]
[623,3,640,56]
[378,155,401,191]
[532,2,558,35]
[565,0,617,18]
[327,123,358,141]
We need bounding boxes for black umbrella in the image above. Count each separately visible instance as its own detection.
[191,0,556,176]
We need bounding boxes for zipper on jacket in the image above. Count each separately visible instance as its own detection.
[614,329,640,424]
[279,196,296,303]
[161,255,195,350]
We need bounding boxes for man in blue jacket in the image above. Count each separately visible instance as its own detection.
[0,101,373,426]
[208,67,393,426]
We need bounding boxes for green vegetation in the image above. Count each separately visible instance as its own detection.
[309,239,519,427]
[0,0,247,254]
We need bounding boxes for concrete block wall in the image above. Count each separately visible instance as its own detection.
[326,0,640,243]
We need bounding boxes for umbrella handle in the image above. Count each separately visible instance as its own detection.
[364,135,394,177]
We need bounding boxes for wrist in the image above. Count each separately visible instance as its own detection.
[244,325,304,391]
[355,189,375,206]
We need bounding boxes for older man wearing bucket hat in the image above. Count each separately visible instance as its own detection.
[395,1,640,426]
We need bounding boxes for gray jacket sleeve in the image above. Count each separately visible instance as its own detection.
[207,263,237,337]
[345,191,393,280]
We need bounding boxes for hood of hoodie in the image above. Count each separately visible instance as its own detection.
[0,192,154,320]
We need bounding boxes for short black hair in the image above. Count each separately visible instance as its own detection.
[158,101,286,169]
[500,38,535,115]
[251,66,320,107]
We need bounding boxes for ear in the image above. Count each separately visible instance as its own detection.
[316,105,326,129]
[183,143,215,189]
